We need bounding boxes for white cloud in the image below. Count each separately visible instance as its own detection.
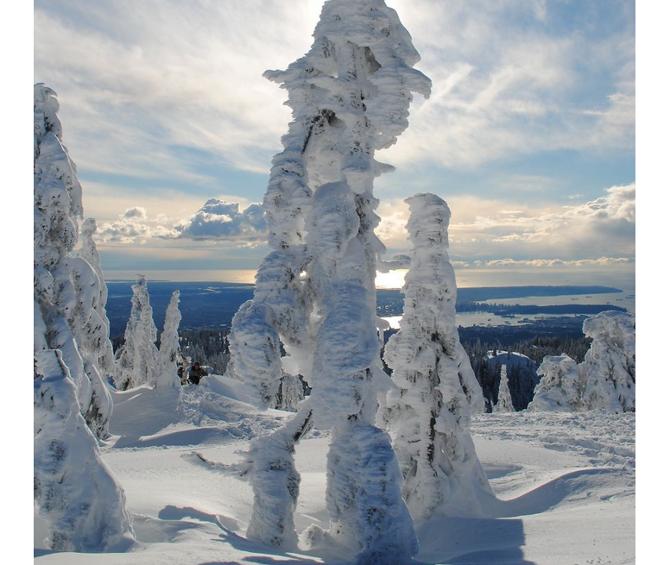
[378,183,635,261]
[35,0,634,178]
[178,199,267,242]
[95,197,267,245]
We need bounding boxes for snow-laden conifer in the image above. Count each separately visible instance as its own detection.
[581,310,635,412]
[495,365,515,412]
[528,312,634,413]
[34,84,116,438]
[528,353,582,412]
[237,1,429,558]
[114,275,159,390]
[383,193,490,520]
[34,83,133,550]
[157,290,183,390]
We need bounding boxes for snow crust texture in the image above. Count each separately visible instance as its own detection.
[34,84,133,551]
[383,193,490,521]
[529,311,635,413]
[114,276,160,390]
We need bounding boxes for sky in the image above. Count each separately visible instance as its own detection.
[34,0,635,288]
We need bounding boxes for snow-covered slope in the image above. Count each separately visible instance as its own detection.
[35,382,634,564]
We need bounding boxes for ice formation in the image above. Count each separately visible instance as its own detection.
[495,365,515,412]
[157,290,183,390]
[114,275,159,390]
[231,0,430,559]
[528,354,582,412]
[34,83,133,550]
[528,311,635,413]
[581,311,635,412]
[34,84,117,439]
[383,193,490,520]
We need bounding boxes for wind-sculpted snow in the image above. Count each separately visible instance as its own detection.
[384,193,490,521]
[115,275,160,390]
[227,0,430,558]
[157,290,183,390]
[246,404,313,547]
[529,311,635,413]
[34,83,133,551]
[228,300,283,408]
[320,421,418,565]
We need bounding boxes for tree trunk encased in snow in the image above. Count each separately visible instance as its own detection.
[114,275,159,390]
[157,290,183,390]
[236,0,430,558]
[495,365,515,412]
[383,193,491,521]
[34,83,133,551]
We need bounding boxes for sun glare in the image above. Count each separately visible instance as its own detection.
[375,269,408,290]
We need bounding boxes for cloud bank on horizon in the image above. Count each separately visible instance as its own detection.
[34,0,635,276]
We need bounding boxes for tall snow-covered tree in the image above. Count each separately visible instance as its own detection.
[383,193,490,521]
[495,365,514,412]
[114,275,159,390]
[34,84,116,438]
[157,290,183,390]
[580,310,635,412]
[34,83,133,550]
[235,1,430,559]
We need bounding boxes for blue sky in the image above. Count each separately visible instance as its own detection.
[34,0,635,286]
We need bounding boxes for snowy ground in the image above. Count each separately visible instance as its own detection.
[35,377,634,564]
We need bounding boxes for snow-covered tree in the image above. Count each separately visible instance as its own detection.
[34,84,116,439]
[157,290,183,390]
[383,193,490,521]
[34,83,133,550]
[581,310,635,412]
[495,365,514,412]
[236,1,430,559]
[528,312,634,413]
[527,353,582,412]
[114,275,159,390]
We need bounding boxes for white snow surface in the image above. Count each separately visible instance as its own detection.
[35,384,635,564]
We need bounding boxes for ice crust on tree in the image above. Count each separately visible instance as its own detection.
[34,84,116,438]
[528,354,582,412]
[232,0,429,558]
[34,84,133,551]
[383,193,490,521]
[246,404,313,548]
[495,365,515,412]
[157,290,183,390]
[581,311,635,412]
[528,311,635,413]
[114,275,159,390]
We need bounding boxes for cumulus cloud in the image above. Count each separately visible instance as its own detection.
[95,198,267,245]
[178,199,267,242]
[378,183,635,261]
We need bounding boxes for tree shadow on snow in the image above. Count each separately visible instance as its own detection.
[416,516,536,565]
